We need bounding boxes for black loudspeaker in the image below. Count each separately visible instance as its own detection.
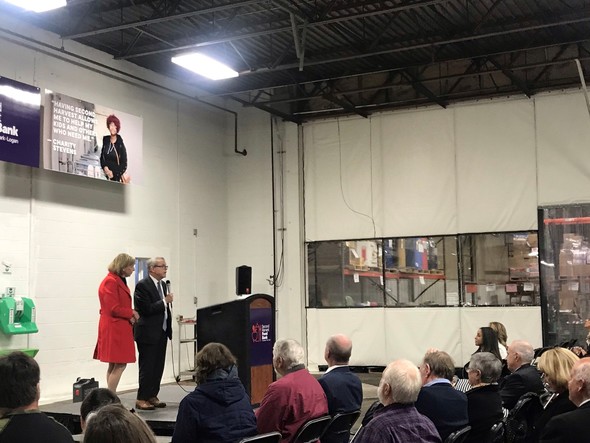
[236,265,252,295]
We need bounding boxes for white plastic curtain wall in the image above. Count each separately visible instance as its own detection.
[303,91,590,242]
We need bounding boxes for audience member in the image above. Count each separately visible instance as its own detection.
[172,343,256,443]
[319,334,362,414]
[464,352,503,443]
[461,326,502,377]
[540,358,590,443]
[489,322,508,359]
[83,404,156,443]
[415,350,468,440]
[499,340,545,409]
[0,351,74,443]
[80,388,121,431]
[256,339,328,443]
[354,359,441,443]
[532,348,579,441]
[318,334,363,443]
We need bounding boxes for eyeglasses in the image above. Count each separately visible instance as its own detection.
[154,265,169,269]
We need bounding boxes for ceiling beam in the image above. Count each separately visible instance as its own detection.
[487,57,532,97]
[62,0,267,39]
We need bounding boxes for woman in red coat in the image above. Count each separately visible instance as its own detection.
[94,253,139,392]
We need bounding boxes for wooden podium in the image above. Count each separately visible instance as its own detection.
[196,294,275,405]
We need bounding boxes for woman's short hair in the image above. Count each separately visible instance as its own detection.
[537,347,579,392]
[489,322,508,347]
[83,404,156,443]
[80,388,121,424]
[469,352,502,383]
[107,253,134,275]
[195,343,237,384]
[106,115,121,133]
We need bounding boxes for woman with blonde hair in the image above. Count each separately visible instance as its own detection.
[532,347,579,440]
[489,322,508,359]
[93,253,139,392]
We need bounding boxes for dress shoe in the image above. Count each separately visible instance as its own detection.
[148,397,166,408]
[135,400,155,410]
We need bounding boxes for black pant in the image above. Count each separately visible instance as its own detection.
[137,329,168,401]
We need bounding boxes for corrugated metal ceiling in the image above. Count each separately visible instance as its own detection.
[1,0,589,122]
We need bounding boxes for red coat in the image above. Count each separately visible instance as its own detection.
[93,272,136,363]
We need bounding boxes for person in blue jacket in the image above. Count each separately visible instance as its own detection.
[172,343,257,443]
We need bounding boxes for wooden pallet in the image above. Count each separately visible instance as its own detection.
[347,265,370,272]
[399,267,419,273]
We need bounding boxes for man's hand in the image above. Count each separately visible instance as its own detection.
[130,310,139,325]
[165,293,174,304]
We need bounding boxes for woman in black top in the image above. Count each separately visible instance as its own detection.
[532,347,578,440]
[100,114,128,182]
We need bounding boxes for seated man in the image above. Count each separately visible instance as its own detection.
[499,340,545,409]
[256,339,329,443]
[540,358,590,442]
[318,334,363,443]
[318,334,362,414]
[0,351,74,443]
[415,350,468,440]
[354,359,441,443]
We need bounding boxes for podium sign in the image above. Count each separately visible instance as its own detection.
[197,294,275,404]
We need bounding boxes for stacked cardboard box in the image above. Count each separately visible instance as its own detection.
[559,234,590,277]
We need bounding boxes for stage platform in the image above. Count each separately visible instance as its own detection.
[41,383,195,438]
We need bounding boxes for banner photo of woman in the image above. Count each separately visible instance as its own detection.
[43,91,143,184]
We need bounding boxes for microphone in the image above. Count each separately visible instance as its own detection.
[165,280,172,308]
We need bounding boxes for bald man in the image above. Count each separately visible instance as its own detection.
[318,335,362,442]
[540,358,590,442]
[499,340,544,409]
[354,359,440,443]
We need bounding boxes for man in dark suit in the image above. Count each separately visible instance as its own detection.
[134,257,173,410]
[415,350,468,441]
[540,358,590,443]
[499,340,545,410]
[318,334,362,443]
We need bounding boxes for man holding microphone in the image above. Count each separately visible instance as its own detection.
[134,257,173,410]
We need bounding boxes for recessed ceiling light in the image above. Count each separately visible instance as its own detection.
[4,0,67,12]
[171,53,239,81]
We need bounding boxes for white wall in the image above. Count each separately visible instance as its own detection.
[0,19,275,403]
[307,306,543,369]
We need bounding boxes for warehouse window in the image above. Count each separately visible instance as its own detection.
[307,232,539,308]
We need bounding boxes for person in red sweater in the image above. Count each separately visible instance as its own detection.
[256,339,329,442]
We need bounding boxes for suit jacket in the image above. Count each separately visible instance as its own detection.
[415,382,469,441]
[532,391,576,441]
[539,401,590,443]
[318,366,363,415]
[499,364,545,409]
[256,366,329,443]
[93,272,135,363]
[134,276,172,344]
[465,384,503,443]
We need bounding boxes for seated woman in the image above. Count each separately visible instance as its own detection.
[465,352,504,443]
[172,343,257,443]
[460,326,505,378]
[83,404,156,443]
[489,321,508,360]
[531,347,579,440]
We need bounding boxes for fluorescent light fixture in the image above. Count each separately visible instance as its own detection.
[0,85,40,106]
[171,53,238,80]
[3,0,66,12]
